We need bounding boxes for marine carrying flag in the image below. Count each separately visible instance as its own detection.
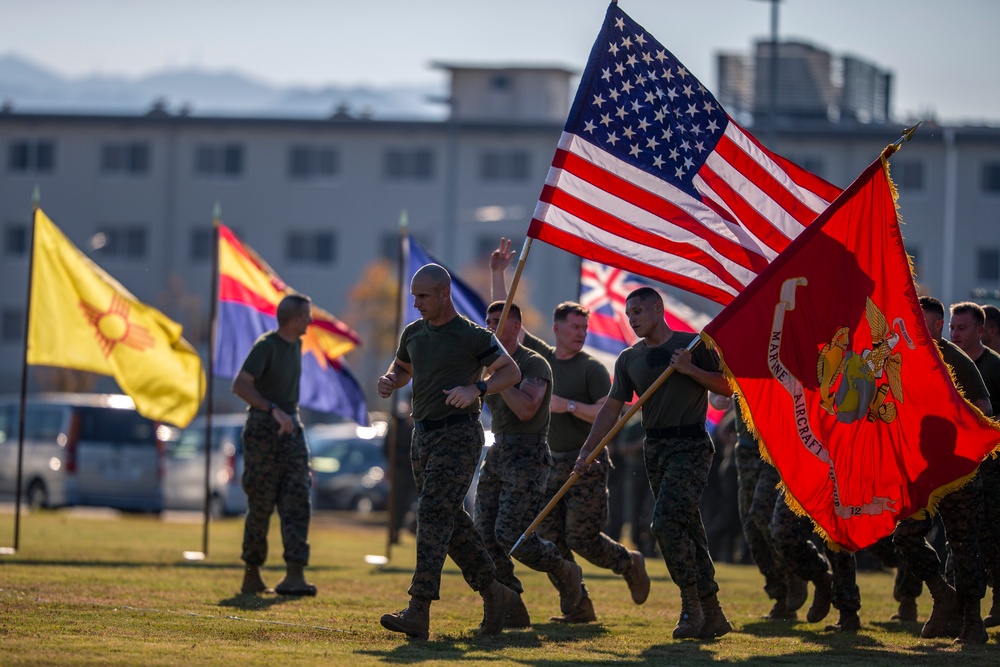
[702,153,1000,551]
[579,259,723,426]
[405,235,488,325]
[529,3,841,305]
[215,224,368,425]
[580,259,711,368]
[27,209,204,427]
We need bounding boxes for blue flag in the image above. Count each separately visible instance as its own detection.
[405,236,489,326]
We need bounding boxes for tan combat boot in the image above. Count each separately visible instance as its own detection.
[275,563,317,596]
[505,596,532,629]
[953,597,988,644]
[890,596,917,622]
[921,575,958,639]
[825,609,861,632]
[549,595,597,623]
[477,580,519,636]
[672,585,705,639]
[380,597,431,639]
[622,550,650,605]
[762,597,796,620]
[806,570,833,623]
[785,575,808,613]
[240,565,272,595]
[551,559,584,614]
[698,593,733,638]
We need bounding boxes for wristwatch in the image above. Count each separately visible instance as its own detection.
[268,402,278,413]
[567,400,577,413]
[476,381,488,397]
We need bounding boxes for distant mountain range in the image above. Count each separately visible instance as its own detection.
[0,54,446,119]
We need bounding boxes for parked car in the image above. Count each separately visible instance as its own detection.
[307,422,388,512]
[0,393,167,512]
[164,414,248,517]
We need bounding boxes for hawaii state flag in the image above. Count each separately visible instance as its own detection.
[702,152,1000,550]
[405,235,488,326]
[215,224,368,425]
[579,259,724,427]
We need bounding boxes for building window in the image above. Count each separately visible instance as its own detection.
[480,150,530,183]
[1,308,23,342]
[93,226,148,259]
[382,233,433,262]
[384,148,435,181]
[288,146,339,180]
[194,144,243,177]
[894,159,925,192]
[982,163,1000,193]
[7,139,55,173]
[101,142,150,175]
[978,248,1000,283]
[4,223,27,256]
[190,227,242,262]
[491,74,511,91]
[286,231,336,264]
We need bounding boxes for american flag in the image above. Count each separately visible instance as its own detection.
[529,3,841,305]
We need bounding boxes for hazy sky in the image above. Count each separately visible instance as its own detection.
[1,0,997,123]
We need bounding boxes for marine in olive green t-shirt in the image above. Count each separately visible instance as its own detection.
[485,344,552,436]
[609,331,719,429]
[973,346,1000,416]
[397,315,502,422]
[240,331,302,413]
[522,331,611,453]
[938,338,989,407]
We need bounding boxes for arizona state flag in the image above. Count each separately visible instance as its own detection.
[702,152,1000,551]
[215,224,368,424]
[27,209,205,427]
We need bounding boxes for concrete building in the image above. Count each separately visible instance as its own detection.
[2,64,999,412]
[718,40,892,124]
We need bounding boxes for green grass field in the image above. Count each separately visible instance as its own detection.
[0,508,995,666]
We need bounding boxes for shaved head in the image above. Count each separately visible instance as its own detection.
[412,263,451,291]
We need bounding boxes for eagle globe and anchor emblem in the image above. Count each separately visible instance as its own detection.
[817,298,916,424]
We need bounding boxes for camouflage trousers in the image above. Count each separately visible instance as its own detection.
[735,444,793,601]
[241,410,312,567]
[537,449,632,579]
[645,434,718,596]
[771,496,860,612]
[978,456,1000,590]
[893,474,987,601]
[474,435,563,594]
[408,421,495,601]
[865,535,923,600]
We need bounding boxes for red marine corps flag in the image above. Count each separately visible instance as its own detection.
[702,151,1000,551]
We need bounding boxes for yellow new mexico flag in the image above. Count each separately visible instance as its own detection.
[26,209,205,427]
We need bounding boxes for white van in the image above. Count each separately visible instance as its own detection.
[0,393,167,512]
[164,414,248,517]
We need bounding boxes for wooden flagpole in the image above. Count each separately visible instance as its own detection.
[510,335,703,555]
